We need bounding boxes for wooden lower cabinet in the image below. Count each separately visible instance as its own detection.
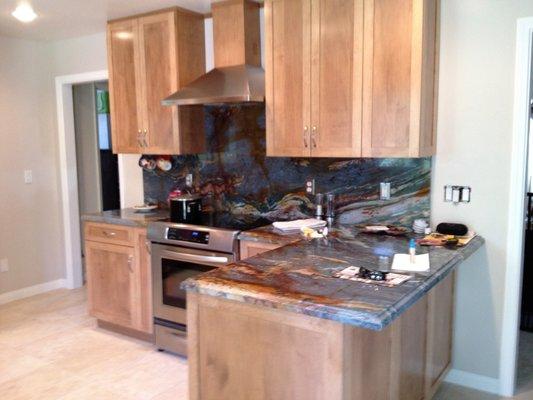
[239,240,283,259]
[187,272,456,400]
[84,223,153,336]
[425,272,455,398]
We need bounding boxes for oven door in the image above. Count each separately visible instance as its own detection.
[152,243,234,325]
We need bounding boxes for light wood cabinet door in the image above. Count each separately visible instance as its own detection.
[137,12,179,153]
[135,229,153,334]
[362,0,438,157]
[84,223,153,335]
[107,9,206,155]
[265,0,312,157]
[309,0,363,157]
[107,19,143,153]
[425,272,454,398]
[86,240,138,330]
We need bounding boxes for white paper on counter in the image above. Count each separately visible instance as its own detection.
[272,218,326,232]
[391,253,430,272]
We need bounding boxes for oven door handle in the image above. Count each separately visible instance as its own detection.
[160,250,230,265]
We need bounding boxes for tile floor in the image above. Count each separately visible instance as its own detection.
[0,288,532,400]
[0,288,187,400]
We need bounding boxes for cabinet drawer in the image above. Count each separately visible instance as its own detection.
[84,223,134,246]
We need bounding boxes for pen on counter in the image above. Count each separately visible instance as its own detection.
[409,239,416,264]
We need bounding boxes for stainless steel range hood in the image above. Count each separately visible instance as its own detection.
[163,0,264,106]
[162,65,264,106]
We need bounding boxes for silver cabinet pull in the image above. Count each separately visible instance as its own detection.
[137,129,143,147]
[303,126,309,148]
[143,129,149,148]
[103,231,116,237]
[127,255,134,273]
[145,240,151,255]
[311,126,318,148]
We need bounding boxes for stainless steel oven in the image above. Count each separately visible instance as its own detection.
[148,221,239,356]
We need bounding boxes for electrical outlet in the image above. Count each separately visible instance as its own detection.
[24,170,32,184]
[305,179,315,195]
[0,258,8,273]
[186,174,193,187]
[380,182,391,200]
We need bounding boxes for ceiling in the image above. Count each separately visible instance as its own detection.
[0,0,213,41]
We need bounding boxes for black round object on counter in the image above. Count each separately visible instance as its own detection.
[436,223,468,236]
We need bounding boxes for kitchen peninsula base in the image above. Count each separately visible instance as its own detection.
[187,274,452,400]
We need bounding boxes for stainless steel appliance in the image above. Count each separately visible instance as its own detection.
[148,214,269,356]
[162,0,264,106]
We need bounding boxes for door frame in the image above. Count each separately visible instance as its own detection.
[55,70,142,289]
[500,17,533,397]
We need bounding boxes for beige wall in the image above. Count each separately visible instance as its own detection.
[0,32,143,296]
[0,36,64,294]
[432,0,533,386]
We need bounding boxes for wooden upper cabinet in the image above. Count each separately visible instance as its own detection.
[362,0,438,157]
[266,0,438,158]
[108,9,206,155]
[265,0,311,157]
[310,0,364,157]
[266,0,364,158]
[107,19,142,153]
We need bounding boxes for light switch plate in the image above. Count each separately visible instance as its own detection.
[24,170,32,184]
[444,185,471,203]
[0,258,8,272]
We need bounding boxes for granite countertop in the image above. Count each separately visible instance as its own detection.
[81,208,169,228]
[184,226,484,330]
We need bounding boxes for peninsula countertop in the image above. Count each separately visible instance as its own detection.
[185,226,484,330]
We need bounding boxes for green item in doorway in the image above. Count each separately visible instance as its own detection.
[96,90,109,114]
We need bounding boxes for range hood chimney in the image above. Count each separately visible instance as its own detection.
[162,0,264,106]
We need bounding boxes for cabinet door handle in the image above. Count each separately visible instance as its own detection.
[103,231,116,237]
[143,129,149,148]
[303,126,309,148]
[145,240,151,255]
[137,130,143,148]
[311,126,318,148]
[127,255,134,273]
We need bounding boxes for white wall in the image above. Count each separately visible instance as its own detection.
[432,0,533,390]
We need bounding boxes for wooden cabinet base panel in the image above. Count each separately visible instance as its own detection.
[187,292,445,400]
[97,320,154,343]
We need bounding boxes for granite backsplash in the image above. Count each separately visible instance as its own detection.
[143,105,431,227]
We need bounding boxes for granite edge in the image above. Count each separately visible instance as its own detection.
[183,236,486,331]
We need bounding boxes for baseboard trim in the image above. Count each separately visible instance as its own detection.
[444,368,500,395]
[0,279,68,305]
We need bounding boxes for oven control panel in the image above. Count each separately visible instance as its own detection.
[166,228,210,244]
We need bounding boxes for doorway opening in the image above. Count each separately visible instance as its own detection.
[72,80,121,282]
[502,17,533,398]
[56,70,144,290]
[517,78,533,395]
[73,81,120,214]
